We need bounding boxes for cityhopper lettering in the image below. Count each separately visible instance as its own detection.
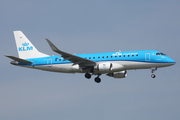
[19,42,33,51]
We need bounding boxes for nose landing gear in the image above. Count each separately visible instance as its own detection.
[151,74,156,78]
[151,68,157,78]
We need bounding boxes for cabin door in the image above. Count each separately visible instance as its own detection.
[47,58,52,67]
[145,53,150,61]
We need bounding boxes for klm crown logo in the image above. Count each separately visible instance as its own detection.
[19,42,33,51]
[22,42,29,46]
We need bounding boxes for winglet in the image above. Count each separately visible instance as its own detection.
[45,38,61,52]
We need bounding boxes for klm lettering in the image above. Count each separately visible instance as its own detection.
[19,46,33,51]
[19,42,33,51]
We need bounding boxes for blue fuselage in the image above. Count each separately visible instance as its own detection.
[22,50,175,66]
[15,50,175,74]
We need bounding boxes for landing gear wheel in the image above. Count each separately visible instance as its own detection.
[151,74,156,78]
[85,73,91,79]
[94,77,101,83]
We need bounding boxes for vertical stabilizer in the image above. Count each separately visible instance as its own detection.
[14,31,49,59]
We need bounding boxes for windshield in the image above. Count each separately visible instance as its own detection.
[160,53,166,55]
[156,53,160,55]
[156,52,166,56]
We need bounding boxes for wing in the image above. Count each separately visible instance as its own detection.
[46,39,96,67]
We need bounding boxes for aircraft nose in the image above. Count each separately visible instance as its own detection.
[167,57,176,65]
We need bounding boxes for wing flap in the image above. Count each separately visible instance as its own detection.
[46,39,96,67]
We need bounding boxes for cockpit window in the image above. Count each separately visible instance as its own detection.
[156,52,166,56]
[160,53,166,55]
[156,53,160,55]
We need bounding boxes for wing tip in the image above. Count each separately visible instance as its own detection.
[45,38,60,52]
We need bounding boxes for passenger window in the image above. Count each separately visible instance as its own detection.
[111,56,113,58]
[123,55,125,57]
[115,56,117,58]
[59,59,61,61]
[128,55,129,57]
[136,54,138,56]
[93,57,95,59]
[132,55,134,57]
[107,56,108,58]
[119,55,121,57]
[98,57,100,59]
[102,56,104,58]
[89,57,91,59]
[55,58,58,61]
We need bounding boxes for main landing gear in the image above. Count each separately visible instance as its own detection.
[151,68,157,78]
[85,73,91,79]
[85,73,101,83]
[94,74,101,83]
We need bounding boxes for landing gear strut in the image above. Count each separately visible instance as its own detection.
[85,73,91,79]
[151,68,157,78]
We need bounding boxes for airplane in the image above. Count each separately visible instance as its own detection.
[5,31,176,83]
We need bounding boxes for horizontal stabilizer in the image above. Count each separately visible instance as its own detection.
[5,55,32,64]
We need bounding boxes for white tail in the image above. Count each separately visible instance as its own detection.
[14,31,49,59]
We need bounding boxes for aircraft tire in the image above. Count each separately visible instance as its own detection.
[151,74,156,78]
[85,73,91,79]
[94,77,101,83]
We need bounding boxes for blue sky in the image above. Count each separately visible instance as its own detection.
[0,0,180,120]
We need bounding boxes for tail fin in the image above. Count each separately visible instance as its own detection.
[14,31,49,59]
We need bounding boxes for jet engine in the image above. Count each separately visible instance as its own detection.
[94,62,124,72]
[96,62,112,72]
[107,70,127,78]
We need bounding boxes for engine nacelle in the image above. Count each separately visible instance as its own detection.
[94,62,124,72]
[96,62,112,72]
[107,70,127,78]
